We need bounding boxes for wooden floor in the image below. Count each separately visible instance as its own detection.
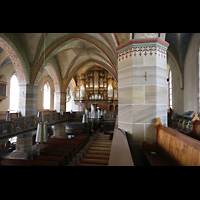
[76,134,112,166]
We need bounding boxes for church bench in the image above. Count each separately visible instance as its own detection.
[37,110,57,115]
[66,129,84,135]
[39,152,70,164]
[50,134,89,140]
[37,142,75,151]
[80,157,109,165]
[188,118,200,140]
[46,142,79,154]
[0,158,60,166]
[142,117,200,166]
[48,136,89,151]
[0,120,10,135]
[83,153,110,160]
[34,155,65,165]
[0,141,11,154]
[39,150,70,163]
[47,139,83,152]
[37,143,73,161]
[76,162,107,166]
[68,135,90,147]
[37,143,75,157]
[0,111,8,120]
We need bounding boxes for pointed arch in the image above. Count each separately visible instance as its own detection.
[45,65,60,93]
[0,35,29,84]
[168,49,183,89]
[34,62,61,93]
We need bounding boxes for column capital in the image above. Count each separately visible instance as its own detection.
[116,38,169,63]
[116,37,169,52]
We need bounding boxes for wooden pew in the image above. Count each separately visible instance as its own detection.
[0,158,60,166]
[0,111,8,120]
[37,143,72,163]
[35,134,90,165]
[66,129,84,135]
[33,155,65,165]
[169,113,194,134]
[188,114,200,140]
[48,135,89,151]
[37,143,74,157]
[0,141,11,154]
[142,117,200,166]
[47,138,83,152]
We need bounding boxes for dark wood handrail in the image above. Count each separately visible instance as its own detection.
[108,117,134,166]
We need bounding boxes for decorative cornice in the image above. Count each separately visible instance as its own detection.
[117,44,168,62]
[116,37,169,52]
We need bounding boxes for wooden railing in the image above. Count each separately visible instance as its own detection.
[108,117,134,166]
[0,111,118,140]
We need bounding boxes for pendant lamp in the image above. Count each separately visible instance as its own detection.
[82,114,86,123]
[6,113,12,121]
[35,121,48,143]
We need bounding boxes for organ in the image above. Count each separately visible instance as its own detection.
[74,66,118,102]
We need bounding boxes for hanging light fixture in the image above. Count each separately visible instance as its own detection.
[35,33,48,143]
[6,113,12,121]
[36,121,48,143]
[82,114,86,123]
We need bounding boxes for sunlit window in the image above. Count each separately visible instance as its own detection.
[10,74,19,113]
[43,82,50,109]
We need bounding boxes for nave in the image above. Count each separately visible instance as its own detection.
[2,33,200,166]
[0,118,116,166]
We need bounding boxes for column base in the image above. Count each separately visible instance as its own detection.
[11,146,40,159]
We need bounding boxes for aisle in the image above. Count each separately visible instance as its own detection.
[76,134,112,166]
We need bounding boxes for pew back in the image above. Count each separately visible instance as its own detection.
[156,124,200,166]
[0,158,60,166]
[190,120,200,140]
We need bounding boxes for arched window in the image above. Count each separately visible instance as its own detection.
[168,69,172,109]
[10,74,19,113]
[43,82,50,109]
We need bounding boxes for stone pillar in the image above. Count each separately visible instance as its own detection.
[51,123,67,138]
[54,92,66,112]
[18,84,38,117]
[117,37,169,165]
[11,131,39,159]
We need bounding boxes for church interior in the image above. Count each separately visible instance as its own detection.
[0,33,200,166]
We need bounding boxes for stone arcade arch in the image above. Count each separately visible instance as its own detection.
[0,37,28,84]
[35,63,61,93]
[35,63,62,112]
[0,36,33,116]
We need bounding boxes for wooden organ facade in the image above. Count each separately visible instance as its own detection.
[74,67,118,112]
